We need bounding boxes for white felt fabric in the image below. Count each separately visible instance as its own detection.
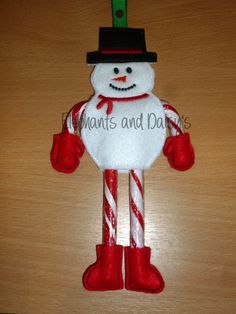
[81,94,166,171]
[81,62,166,171]
[91,62,155,98]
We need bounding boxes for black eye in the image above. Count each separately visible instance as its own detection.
[113,67,119,74]
[126,67,132,74]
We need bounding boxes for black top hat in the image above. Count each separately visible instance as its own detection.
[87,27,157,64]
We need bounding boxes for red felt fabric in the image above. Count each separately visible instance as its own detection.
[163,133,195,171]
[101,49,144,54]
[50,133,85,174]
[83,245,123,291]
[96,93,149,115]
[125,246,165,294]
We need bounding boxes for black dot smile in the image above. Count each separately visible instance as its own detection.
[109,83,136,91]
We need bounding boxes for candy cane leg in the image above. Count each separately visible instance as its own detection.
[103,169,118,246]
[129,169,144,248]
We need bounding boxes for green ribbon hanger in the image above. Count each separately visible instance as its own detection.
[111,0,127,27]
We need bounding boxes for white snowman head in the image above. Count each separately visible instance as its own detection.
[91,62,155,97]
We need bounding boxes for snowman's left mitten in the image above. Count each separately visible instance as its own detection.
[163,133,195,171]
[51,133,85,173]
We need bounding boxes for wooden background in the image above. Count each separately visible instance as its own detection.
[0,0,235,313]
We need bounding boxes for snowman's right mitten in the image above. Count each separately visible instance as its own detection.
[50,133,85,173]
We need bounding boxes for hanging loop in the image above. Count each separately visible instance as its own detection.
[111,0,127,28]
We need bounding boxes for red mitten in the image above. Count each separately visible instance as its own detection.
[50,133,85,173]
[163,133,195,171]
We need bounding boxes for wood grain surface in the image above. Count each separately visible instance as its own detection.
[0,1,236,313]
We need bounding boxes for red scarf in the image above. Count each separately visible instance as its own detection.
[96,93,149,115]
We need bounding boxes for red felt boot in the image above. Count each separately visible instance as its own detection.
[125,246,165,294]
[83,245,123,291]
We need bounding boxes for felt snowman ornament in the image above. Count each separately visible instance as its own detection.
[51,27,195,293]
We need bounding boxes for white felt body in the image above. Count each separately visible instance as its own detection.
[81,94,166,171]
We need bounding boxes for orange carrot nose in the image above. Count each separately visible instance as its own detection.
[112,75,127,83]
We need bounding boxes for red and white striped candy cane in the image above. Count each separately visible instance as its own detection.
[129,169,144,248]
[64,101,87,134]
[161,100,184,136]
[103,170,118,246]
